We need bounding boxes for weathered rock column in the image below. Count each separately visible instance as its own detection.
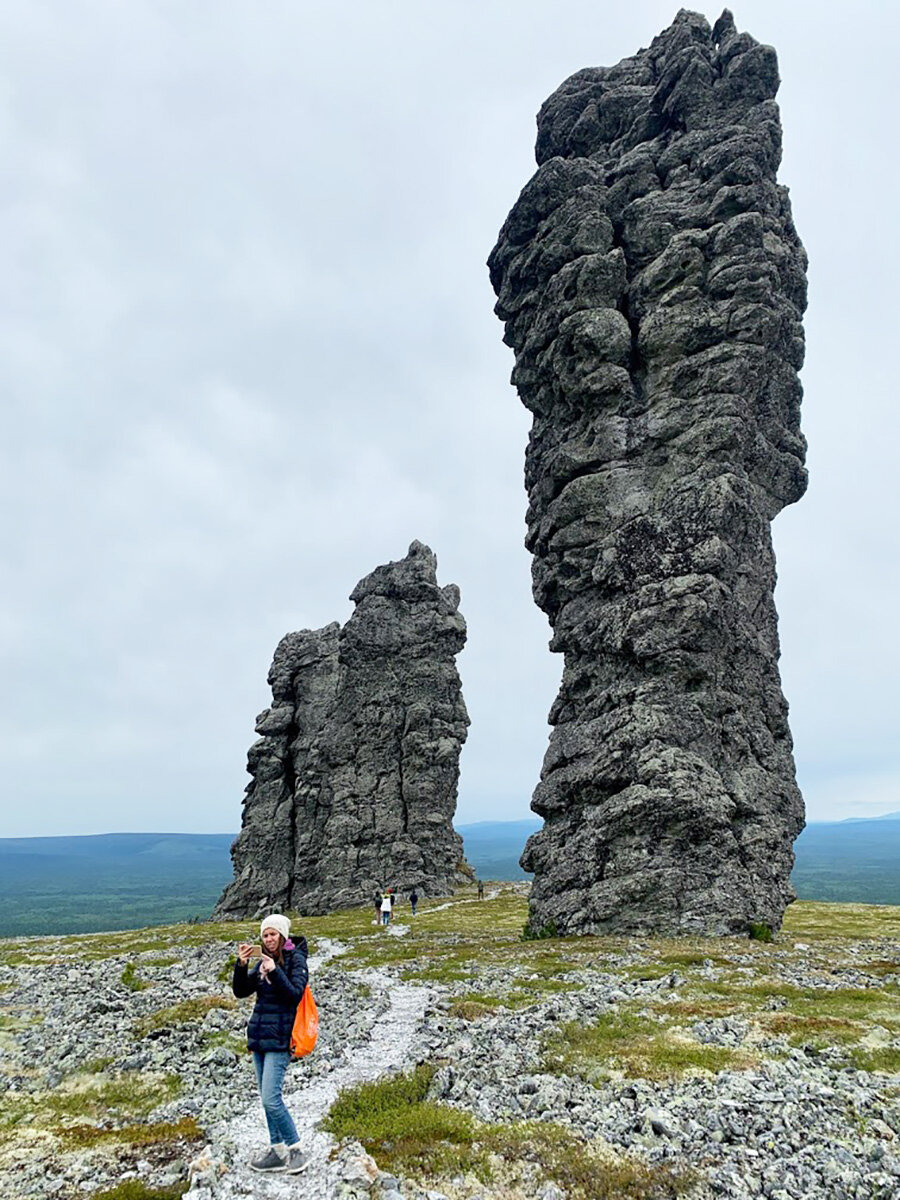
[216,624,340,917]
[489,9,807,935]
[216,542,470,917]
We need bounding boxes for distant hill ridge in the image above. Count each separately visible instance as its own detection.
[0,832,234,856]
[0,815,898,937]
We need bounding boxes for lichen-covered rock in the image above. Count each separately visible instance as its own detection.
[488,10,807,936]
[217,624,341,916]
[216,542,470,917]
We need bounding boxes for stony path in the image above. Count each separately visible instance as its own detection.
[188,952,433,1197]
[419,888,499,914]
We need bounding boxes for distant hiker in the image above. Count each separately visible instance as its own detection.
[409,888,419,916]
[477,879,484,899]
[380,892,392,926]
[233,914,310,1175]
[373,890,382,921]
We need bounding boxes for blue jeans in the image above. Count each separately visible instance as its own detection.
[381,910,390,925]
[251,1050,299,1146]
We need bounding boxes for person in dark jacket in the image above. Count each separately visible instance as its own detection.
[233,913,310,1174]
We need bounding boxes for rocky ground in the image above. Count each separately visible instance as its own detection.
[0,887,898,1200]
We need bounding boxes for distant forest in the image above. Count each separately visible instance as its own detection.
[0,817,898,938]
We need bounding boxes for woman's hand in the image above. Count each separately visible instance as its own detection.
[237,942,254,965]
[259,954,276,976]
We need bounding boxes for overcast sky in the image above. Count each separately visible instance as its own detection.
[1,1,898,838]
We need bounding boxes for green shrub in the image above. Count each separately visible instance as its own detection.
[46,1072,182,1121]
[544,1011,753,1082]
[748,922,774,943]
[491,1121,695,1199]
[0,1008,42,1031]
[522,920,558,941]
[842,1045,900,1073]
[323,1064,484,1177]
[62,1114,202,1149]
[92,1181,189,1200]
[121,962,151,991]
[202,1030,247,1055]
[82,1056,116,1074]
[448,997,498,1020]
[323,1067,694,1198]
[136,995,236,1036]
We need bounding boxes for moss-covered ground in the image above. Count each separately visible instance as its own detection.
[0,1066,200,1167]
[323,1063,695,1200]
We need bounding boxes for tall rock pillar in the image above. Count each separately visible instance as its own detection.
[489,10,808,935]
[216,542,470,917]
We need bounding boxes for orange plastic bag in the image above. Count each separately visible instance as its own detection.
[290,984,319,1058]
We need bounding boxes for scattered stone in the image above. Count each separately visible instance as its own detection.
[641,1106,678,1138]
[2,892,897,1200]
[188,1145,227,1188]
[341,1143,381,1188]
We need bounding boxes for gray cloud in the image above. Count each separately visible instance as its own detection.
[1,1,898,835]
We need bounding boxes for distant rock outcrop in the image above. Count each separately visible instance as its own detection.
[216,542,470,917]
[489,10,808,936]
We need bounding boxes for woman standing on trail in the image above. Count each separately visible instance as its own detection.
[233,914,310,1175]
[380,892,392,926]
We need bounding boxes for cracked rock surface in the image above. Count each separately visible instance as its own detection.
[217,541,470,917]
[488,9,808,936]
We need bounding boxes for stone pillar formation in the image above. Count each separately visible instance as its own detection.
[215,541,470,917]
[489,10,807,935]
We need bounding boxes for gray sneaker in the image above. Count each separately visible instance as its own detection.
[284,1148,311,1175]
[250,1147,287,1172]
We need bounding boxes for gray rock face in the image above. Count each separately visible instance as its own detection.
[488,10,807,936]
[216,541,469,916]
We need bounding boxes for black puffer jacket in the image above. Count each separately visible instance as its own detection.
[232,938,309,1052]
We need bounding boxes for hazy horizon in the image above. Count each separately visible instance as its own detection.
[4,810,900,843]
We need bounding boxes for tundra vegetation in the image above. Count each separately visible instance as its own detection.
[0,886,897,1199]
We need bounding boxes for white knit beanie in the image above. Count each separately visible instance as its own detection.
[260,913,291,941]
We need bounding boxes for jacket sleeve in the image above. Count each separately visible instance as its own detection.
[268,950,308,1003]
[232,959,259,999]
